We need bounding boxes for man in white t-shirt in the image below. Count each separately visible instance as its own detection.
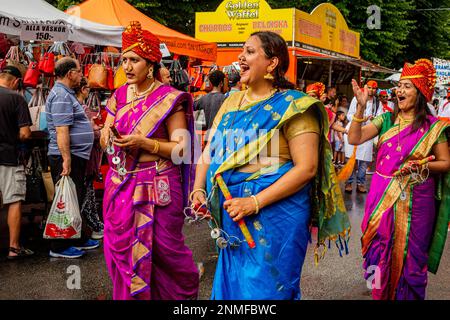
[438,91,450,118]
[343,80,380,194]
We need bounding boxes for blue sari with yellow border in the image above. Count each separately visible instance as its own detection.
[206,90,350,300]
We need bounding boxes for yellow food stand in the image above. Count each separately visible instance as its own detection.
[196,1,392,90]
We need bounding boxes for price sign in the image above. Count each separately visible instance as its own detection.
[21,22,69,42]
[159,43,171,58]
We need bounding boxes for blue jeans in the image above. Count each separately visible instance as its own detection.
[347,159,369,186]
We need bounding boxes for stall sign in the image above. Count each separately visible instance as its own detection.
[433,57,450,85]
[196,0,294,46]
[160,43,171,58]
[21,21,69,42]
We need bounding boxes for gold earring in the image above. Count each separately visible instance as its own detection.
[264,72,275,81]
[147,68,154,79]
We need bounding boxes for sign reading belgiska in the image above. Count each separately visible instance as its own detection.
[21,21,69,42]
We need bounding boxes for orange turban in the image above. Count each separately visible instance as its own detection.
[366,80,378,88]
[400,59,436,102]
[306,82,325,96]
[122,21,162,63]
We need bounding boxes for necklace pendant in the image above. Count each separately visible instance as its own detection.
[400,191,407,201]
[396,146,402,152]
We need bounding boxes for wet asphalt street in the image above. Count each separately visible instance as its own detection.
[0,176,449,300]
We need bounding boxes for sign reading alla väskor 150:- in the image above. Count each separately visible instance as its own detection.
[21,20,69,42]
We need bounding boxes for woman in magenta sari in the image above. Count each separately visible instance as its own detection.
[348,59,450,300]
[100,22,199,300]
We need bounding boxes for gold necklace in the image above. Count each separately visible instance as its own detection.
[243,88,277,104]
[130,81,157,109]
[396,114,413,152]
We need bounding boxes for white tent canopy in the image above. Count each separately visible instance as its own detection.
[385,68,402,82]
[0,0,124,46]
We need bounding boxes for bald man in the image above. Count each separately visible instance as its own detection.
[159,67,172,85]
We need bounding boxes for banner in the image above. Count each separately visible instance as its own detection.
[295,3,360,58]
[433,57,450,85]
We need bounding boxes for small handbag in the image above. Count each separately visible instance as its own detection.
[88,63,108,89]
[23,62,41,88]
[24,147,46,204]
[28,87,46,131]
[38,52,55,75]
[114,64,127,89]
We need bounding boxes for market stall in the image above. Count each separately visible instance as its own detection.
[65,0,217,62]
[195,1,396,95]
[0,0,123,47]
[0,1,128,216]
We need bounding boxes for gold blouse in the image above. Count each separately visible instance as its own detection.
[211,91,320,165]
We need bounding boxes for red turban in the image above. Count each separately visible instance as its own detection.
[400,59,436,102]
[306,82,325,96]
[379,90,388,96]
[366,80,378,88]
[122,21,162,63]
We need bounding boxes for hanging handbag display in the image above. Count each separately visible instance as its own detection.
[1,46,26,75]
[28,87,46,131]
[38,52,55,75]
[23,62,41,88]
[169,59,190,91]
[192,66,204,89]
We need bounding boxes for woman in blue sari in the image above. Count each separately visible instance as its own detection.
[191,31,350,300]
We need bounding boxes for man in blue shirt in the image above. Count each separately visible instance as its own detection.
[46,57,97,258]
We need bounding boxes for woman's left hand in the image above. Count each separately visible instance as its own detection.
[223,197,257,222]
[351,79,369,108]
[113,135,145,149]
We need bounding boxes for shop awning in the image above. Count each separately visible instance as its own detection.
[66,0,217,61]
[296,52,397,74]
[0,0,124,46]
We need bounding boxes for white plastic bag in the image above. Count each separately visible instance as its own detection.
[43,176,82,239]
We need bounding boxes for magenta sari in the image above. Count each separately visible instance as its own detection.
[362,114,448,300]
[103,84,199,300]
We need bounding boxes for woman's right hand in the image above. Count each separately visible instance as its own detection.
[191,189,207,206]
[100,126,110,150]
[190,189,210,219]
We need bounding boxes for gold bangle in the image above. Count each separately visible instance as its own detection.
[250,195,260,214]
[352,115,365,123]
[152,139,160,154]
[189,188,207,202]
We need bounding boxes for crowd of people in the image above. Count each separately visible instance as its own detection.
[0,22,449,301]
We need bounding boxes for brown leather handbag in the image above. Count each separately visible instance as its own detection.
[88,63,108,89]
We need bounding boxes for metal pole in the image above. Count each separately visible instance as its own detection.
[328,60,333,88]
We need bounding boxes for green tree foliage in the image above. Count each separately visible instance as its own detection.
[402,0,450,64]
